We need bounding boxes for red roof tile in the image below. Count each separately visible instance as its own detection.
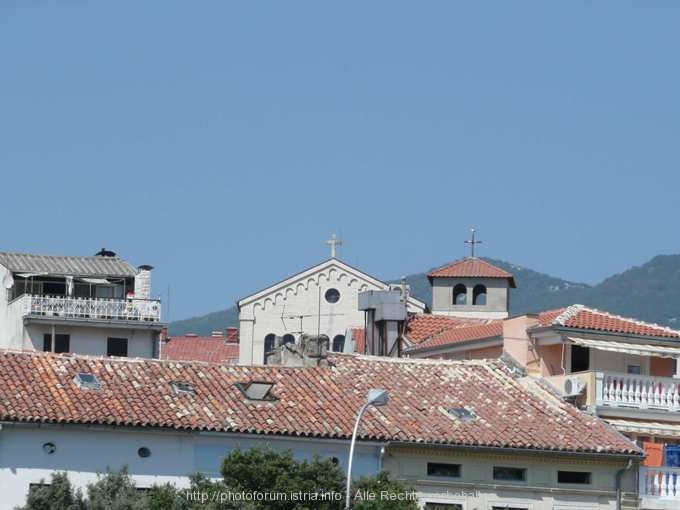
[410,321,503,352]
[427,258,516,287]
[0,350,640,455]
[162,336,239,364]
[406,314,478,343]
[537,305,680,339]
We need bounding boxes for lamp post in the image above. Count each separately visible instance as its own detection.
[345,388,389,510]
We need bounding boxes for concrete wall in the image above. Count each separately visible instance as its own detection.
[24,324,157,358]
[438,345,503,361]
[502,315,538,371]
[384,445,638,510]
[0,425,381,509]
[431,277,508,319]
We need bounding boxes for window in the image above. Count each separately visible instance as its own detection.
[43,334,70,353]
[43,281,66,296]
[95,285,114,299]
[235,381,277,401]
[107,337,128,357]
[171,381,196,395]
[282,334,295,346]
[427,462,461,478]
[473,284,487,305]
[627,364,641,375]
[570,345,590,372]
[264,333,276,353]
[332,334,346,352]
[325,288,340,304]
[424,504,462,510]
[491,506,530,510]
[493,466,527,482]
[453,284,467,305]
[558,471,591,484]
[73,372,101,390]
[447,407,476,421]
[138,447,151,458]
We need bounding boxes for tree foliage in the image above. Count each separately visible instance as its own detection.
[18,447,418,510]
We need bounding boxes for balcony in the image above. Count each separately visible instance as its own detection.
[640,467,680,509]
[10,294,162,324]
[595,372,680,413]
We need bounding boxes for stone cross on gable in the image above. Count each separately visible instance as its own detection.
[325,233,343,259]
[464,228,482,258]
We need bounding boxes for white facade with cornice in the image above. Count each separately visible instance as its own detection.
[237,258,426,365]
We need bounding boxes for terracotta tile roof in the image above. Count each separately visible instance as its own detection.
[427,258,516,287]
[0,350,639,455]
[409,321,503,352]
[405,314,478,343]
[162,336,239,364]
[351,327,366,353]
[537,305,680,339]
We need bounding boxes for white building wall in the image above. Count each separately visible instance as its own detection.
[239,261,424,365]
[0,426,381,509]
[23,324,157,358]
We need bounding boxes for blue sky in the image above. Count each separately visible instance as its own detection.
[1,2,679,321]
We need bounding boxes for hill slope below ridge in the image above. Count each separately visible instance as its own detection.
[169,255,680,335]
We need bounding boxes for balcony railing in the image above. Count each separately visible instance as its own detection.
[11,294,162,323]
[596,372,680,412]
[640,467,680,503]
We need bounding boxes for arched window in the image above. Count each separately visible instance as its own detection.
[282,334,295,346]
[473,284,487,305]
[453,284,467,305]
[332,334,345,352]
[264,334,276,353]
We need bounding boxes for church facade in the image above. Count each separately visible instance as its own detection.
[237,257,426,365]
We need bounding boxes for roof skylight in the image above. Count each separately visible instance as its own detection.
[171,381,196,395]
[73,372,101,390]
[236,381,277,401]
[447,407,476,422]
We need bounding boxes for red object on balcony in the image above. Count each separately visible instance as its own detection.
[643,442,664,467]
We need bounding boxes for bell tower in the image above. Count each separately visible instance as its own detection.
[427,230,515,319]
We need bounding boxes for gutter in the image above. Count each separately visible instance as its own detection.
[615,459,633,510]
[382,441,643,462]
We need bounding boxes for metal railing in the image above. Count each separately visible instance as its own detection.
[640,467,680,500]
[11,294,162,323]
[595,372,680,412]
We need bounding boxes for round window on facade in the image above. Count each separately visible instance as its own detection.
[42,442,56,455]
[138,447,151,458]
[325,288,340,304]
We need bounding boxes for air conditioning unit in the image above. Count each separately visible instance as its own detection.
[563,376,586,397]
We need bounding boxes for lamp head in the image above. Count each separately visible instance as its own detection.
[367,388,389,407]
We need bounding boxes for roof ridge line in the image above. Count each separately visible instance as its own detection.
[552,304,585,326]
[562,304,680,336]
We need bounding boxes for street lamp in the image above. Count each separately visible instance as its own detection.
[345,388,389,510]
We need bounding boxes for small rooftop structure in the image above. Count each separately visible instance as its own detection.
[0,251,138,278]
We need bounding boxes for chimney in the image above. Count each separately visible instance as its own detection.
[134,265,153,300]
[211,330,224,338]
[225,327,239,343]
[160,326,169,342]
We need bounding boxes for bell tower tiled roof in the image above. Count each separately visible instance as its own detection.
[427,257,516,288]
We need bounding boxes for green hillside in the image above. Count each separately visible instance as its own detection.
[169,255,680,335]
